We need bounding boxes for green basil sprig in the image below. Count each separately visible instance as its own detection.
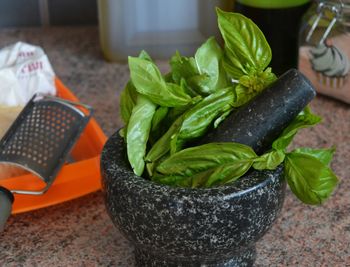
[170,37,228,96]
[145,115,184,176]
[217,8,277,98]
[253,108,338,204]
[192,37,229,94]
[217,8,271,76]
[170,87,235,153]
[151,106,338,205]
[129,56,192,107]
[120,49,152,126]
[118,9,339,206]
[126,94,156,176]
[272,106,322,150]
[120,81,137,125]
[153,142,257,188]
[145,88,234,176]
[252,150,285,170]
[285,150,338,205]
[291,147,335,165]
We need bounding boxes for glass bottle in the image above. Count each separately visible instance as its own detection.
[97,0,232,62]
[234,0,311,75]
[298,0,350,103]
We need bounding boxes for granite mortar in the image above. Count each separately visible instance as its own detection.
[101,132,286,266]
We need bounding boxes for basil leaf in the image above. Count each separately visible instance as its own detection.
[272,106,322,150]
[155,142,257,178]
[128,56,191,107]
[170,51,198,84]
[153,175,189,187]
[187,74,211,94]
[145,115,184,176]
[195,37,222,73]
[165,95,202,125]
[204,161,254,187]
[292,147,335,166]
[253,149,285,170]
[167,82,193,105]
[156,159,253,188]
[154,142,256,188]
[216,8,272,72]
[120,81,138,125]
[164,72,175,83]
[126,94,156,176]
[119,128,125,138]
[214,109,232,128]
[151,106,169,132]
[193,37,228,94]
[171,87,235,153]
[232,84,256,107]
[285,152,338,205]
[231,69,276,109]
[147,95,201,158]
[170,39,229,96]
[259,67,277,86]
[180,78,199,97]
[239,68,277,94]
[170,40,228,96]
[139,50,152,61]
[223,48,247,79]
[120,50,153,126]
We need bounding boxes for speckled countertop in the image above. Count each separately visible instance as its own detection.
[0,27,349,267]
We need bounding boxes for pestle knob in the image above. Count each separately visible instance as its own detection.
[201,69,316,154]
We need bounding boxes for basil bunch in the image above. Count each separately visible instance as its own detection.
[119,9,338,205]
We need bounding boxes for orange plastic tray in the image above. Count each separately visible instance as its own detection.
[0,78,107,214]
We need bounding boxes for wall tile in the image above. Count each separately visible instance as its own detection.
[0,0,41,27]
[48,0,97,26]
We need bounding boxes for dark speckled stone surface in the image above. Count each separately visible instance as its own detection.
[0,27,349,266]
[101,133,286,266]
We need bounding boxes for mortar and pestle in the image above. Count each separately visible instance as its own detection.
[101,69,316,266]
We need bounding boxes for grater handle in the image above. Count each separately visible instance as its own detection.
[0,187,14,232]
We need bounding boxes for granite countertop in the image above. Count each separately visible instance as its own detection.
[0,27,349,266]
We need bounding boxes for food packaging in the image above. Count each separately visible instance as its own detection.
[0,41,56,107]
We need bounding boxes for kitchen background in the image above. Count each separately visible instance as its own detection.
[0,0,349,266]
[0,0,97,27]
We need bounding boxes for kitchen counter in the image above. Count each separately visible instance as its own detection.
[0,27,349,266]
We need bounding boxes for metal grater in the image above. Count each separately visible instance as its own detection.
[0,94,92,230]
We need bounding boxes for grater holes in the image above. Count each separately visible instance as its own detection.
[0,100,86,179]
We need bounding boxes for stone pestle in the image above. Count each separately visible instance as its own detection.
[198,69,316,154]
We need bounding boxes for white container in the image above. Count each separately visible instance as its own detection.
[98,0,232,61]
